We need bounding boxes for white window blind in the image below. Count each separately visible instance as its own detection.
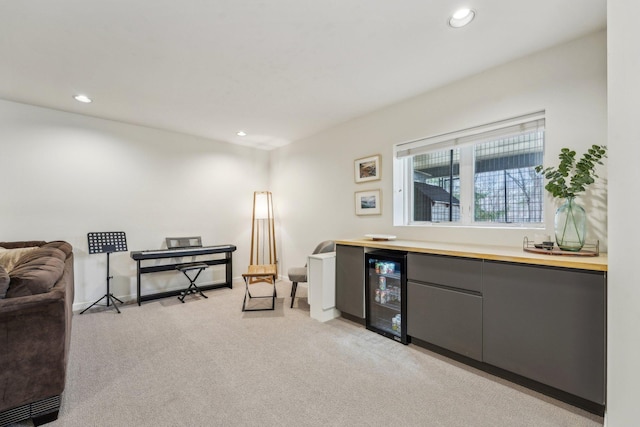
[395,111,545,158]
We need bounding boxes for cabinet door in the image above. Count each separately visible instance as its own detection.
[335,245,365,319]
[483,262,606,404]
[408,253,482,293]
[408,281,482,360]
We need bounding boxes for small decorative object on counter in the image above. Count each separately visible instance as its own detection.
[554,197,586,251]
[364,234,397,241]
[522,237,599,256]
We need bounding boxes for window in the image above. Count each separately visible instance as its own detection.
[413,149,460,222]
[393,112,545,227]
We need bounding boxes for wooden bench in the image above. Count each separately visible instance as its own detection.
[241,264,277,311]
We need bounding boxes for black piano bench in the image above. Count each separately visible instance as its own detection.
[176,263,209,302]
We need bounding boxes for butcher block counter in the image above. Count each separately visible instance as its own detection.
[334,238,608,271]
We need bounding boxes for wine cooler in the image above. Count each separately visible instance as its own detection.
[365,250,407,344]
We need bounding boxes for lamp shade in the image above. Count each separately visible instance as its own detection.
[254,192,270,219]
[249,191,277,281]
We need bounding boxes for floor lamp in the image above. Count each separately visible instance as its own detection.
[249,191,277,283]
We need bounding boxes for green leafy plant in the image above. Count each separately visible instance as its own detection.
[535,145,607,199]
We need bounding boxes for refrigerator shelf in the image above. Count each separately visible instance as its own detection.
[376,272,401,280]
[371,319,401,337]
[372,300,401,312]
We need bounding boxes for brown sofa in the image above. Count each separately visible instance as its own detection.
[0,241,74,426]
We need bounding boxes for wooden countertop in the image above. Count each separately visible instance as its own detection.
[335,239,608,272]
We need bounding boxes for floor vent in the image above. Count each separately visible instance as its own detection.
[0,395,61,426]
[31,395,61,416]
[0,404,30,426]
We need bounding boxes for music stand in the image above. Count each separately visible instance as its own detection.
[81,232,128,314]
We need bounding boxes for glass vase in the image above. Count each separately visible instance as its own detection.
[554,197,586,251]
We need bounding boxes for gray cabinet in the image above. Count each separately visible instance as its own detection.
[335,244,365,319]
[407,253,482,293]
[483,261,606,404]
[407,254,483,361]
[408,281,482,360]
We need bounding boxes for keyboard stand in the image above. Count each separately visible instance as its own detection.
[130,244,236,305]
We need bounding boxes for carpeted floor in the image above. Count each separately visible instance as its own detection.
[13,280,604,426]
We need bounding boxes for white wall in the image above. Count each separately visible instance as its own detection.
[0,99,270,309]
[272,31,608,271]
[606,0,640,425]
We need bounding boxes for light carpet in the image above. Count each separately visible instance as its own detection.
[12,280,603,426]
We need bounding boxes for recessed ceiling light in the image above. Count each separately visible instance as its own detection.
[73,94,92,103]
[237,131,247,136]
[449,8,475,28]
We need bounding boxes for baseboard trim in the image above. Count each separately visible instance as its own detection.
[339,312,365,326]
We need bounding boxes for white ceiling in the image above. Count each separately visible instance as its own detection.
[0,1,606,150]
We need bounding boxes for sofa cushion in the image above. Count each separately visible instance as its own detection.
[41,241,73,258]
[5,247,66,298]
[0,241,46,249]
[0,266,9,298]
[13,246,66,268]
[0,246,39,272]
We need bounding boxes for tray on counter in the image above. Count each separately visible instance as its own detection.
[522,237,599,257]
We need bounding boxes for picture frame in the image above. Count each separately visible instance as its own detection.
[355,189,381,216]
[354,154,381,183]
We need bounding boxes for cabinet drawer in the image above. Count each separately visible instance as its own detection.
[407,253,482,293]
[407,281,482,361]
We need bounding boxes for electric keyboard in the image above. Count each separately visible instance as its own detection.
[130,244,237,260]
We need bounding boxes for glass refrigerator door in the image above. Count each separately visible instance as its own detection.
[367,256,405,343]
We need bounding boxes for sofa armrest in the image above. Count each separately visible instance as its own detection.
[0,270,71,412]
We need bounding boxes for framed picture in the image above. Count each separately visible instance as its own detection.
[355,190,381,215]
[354,155,381,183]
